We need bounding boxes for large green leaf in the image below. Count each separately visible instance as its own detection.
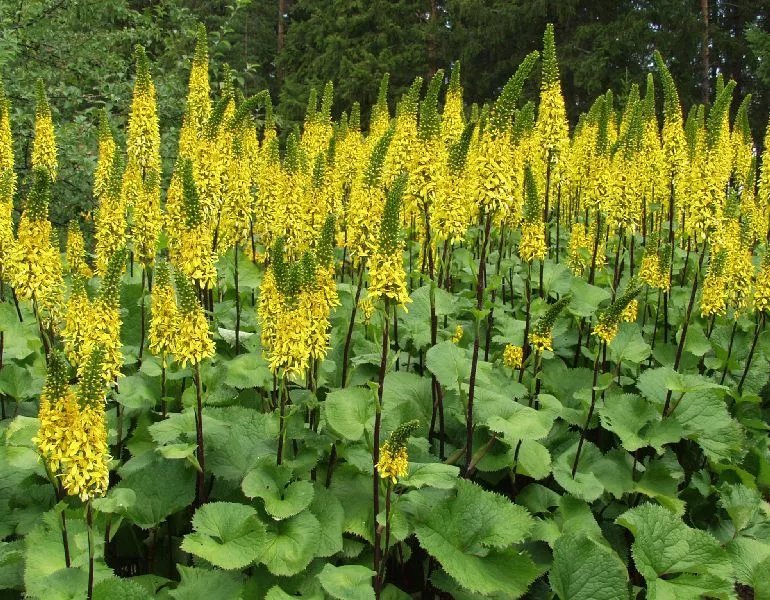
[324,387,375,441]
[549,532,629,600]
[308,485,345,557]
[254,510,321,576]
[411,479,538,597]
[181,502,265,570]
[426,341,469,388]
[242,460,315,520]
[617,503,732,593]
[317,564,375,600]
[115,459,195,529]
[168,566,244,600]
[222,351,272,389]
[608,323,651,364]
[92,578,153,600]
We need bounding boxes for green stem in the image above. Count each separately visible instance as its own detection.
[194,362,206,505]
[572,341,604,477]
[373,298,390,599]
[464,213,492,476]
[86,500,94,600]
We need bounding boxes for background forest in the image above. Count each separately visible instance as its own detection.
[1,0,770,227]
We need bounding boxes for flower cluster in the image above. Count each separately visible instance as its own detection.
[376,420,419,484]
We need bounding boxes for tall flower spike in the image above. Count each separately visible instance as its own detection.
[173,268,215,367]
[376,420,419,483]
[370,74,391,139]
[60,345,110,501]
[75,248,126,383]
[0,78,15,196]
[529,295,571,352]
[442,62,465,143]
[7,168,64,328]
[489,51,539,137]
[34,350,74,475]
[418,69,443,141]
[593,280,642,344]
[124,44,161,265]
[31,80,57,180]
[536,23,569,154]
[519,164,547,263]
[368,172,411,308]
[148,259,179,366]
[188,24,211,134]
[364,128,395,188]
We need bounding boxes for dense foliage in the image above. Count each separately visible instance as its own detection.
[1,18,770,600]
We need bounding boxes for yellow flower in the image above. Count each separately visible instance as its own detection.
[519,222,547,263]
[63,277,91,367]
[621,299,638,323]
[173,270,214,367]
[376,441,409,484]
[124,46,161,265]
[358,295,375,323]
[700,275,727,318]
[451,325,464,344]
[31,81,57,180]
[503,344,523,369]
[368,249,411,309]
[753,258,770,314]
[592,319,619,344]
[59,403,110,501]
[66,222,92,278]
[568,223,592,275]
[529,331,553,353]
[175,307,215,368]
[148,262,179,366]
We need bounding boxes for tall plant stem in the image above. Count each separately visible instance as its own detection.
[45,466,72,568]
[555,185,561,263]
[611,228,624,297]
[234,244,241,355]
[464,213,492,476]
[663,246,706,416]
[61,511,71,568]
[138,267,146,366]
[719,319,738,385]
[376,481,394,590]
[277,376,288,465]
[572,341,605,477]
[160,361,167,418]
[588,210,602,285]
[194,362,206,505]
[738,313,765,393]
[512,350,542,482]
[485,226,506,361]
[541,149,553,296]
[520,262,533,381]
[86,500,94,600]
[341,262,365,387]
[373,299,390,599]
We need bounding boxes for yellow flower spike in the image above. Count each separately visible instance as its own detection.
[451,325,464,344]
[529,331,553,353]
[173,268,215,368]
[376,442,409,484]
[31,80,57,181]
[8,169,65,329]
[503,344,523,369]
[123,45,161,266]
[621,299,639,323]
[148,260,179,367]
[375,421,418,484]
[368,173,411,309]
